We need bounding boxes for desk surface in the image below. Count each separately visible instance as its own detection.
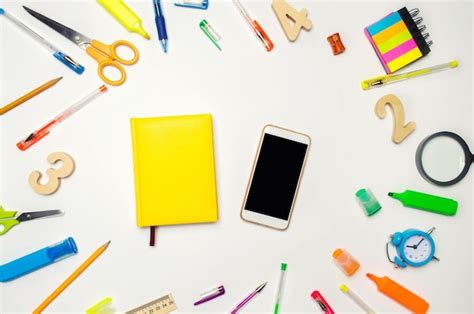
[1,1,472,313]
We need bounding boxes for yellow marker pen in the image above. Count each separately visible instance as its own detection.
[362,60,458,90]
[98,0,150,39]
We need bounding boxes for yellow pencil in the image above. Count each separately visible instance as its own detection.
[0,76,62,115]
[33,241,111,314]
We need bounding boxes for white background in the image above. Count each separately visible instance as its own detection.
[0,0,473,313]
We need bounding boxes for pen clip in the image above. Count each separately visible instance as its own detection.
[175,0,208,10]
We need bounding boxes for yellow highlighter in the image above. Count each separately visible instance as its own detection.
[98,0,150,39]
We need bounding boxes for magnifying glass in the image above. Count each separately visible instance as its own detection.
[416,131,473,186]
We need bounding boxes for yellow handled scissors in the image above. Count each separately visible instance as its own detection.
[0,205,63,236]
[24,6,139,86]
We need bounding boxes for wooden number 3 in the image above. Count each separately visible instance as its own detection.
[29,152,75,195]
[272,0,312,42]
[375,94,416,144]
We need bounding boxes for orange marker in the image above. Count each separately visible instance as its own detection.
[367,273,429,314]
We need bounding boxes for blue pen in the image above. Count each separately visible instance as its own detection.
[0,237,78,282]
[0,8,84,74]
[153,0,168,53]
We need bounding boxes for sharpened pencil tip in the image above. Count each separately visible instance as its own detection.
[104,240,111,248]
[52,76,63,84]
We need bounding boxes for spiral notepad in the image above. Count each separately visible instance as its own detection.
[365,7,432,74]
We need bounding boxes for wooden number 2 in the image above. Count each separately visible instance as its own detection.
[375,94,416,144]
[29,152,75,195]
[272,0,312,42]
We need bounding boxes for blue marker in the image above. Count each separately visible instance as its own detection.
[0,237,78,282]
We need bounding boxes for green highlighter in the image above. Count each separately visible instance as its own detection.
[388,190,458,216]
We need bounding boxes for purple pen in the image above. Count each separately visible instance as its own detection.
[194,285,225,306]
[230,282,267,313]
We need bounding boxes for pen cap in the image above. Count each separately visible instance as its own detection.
[332,248,360,276]
[356,189,381,216]
[200,20,221,42]
[47,237,78,262]
[86,297,114,314]
[0,237,78,282]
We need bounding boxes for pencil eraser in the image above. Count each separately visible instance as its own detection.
[0,8,5,14]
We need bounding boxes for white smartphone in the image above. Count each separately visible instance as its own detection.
[241,125,311,230]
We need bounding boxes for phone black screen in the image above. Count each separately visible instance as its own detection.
[244,133,308,220]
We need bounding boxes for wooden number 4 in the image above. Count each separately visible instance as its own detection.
[272,0,312,42]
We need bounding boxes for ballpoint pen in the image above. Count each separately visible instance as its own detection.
[0,8,84,74]
[153,0,168,53]
[361,60,459,90]
[231,282,266,313]
[232,0,274,51]
[16,85,107,151]
[274,263,287,314]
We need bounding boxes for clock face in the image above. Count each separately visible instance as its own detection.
[402,235,433,264]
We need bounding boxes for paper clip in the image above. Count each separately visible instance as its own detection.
[200,20,221,51]
[175,0,208,10]
[310,291,334,314]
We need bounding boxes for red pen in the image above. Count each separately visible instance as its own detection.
[16,85,107,151]
[233,0,274,52]
[311,291,334,314]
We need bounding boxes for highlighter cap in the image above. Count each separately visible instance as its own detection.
[47,237,78,262]
[332,248,360,276]
[356,188,381,216]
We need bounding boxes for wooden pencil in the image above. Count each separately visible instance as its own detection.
[33,241,111,314]
[0,76,62,115]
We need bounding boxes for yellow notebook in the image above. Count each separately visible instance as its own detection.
[130,114,218,227]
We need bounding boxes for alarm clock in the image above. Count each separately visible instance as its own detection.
[386,227,439,268]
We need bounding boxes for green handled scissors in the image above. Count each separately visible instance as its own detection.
[0,205,63,236]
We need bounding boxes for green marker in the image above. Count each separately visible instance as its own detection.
[388,190,458,216]
[274,263,287,314]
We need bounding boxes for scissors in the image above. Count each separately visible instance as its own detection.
[24,6,139,86]
[0,205,63,236]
